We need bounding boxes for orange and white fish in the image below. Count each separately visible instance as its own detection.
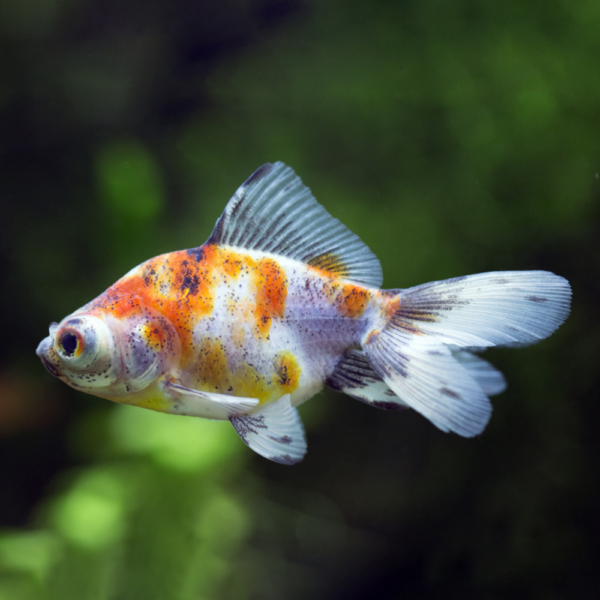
[37,162,571,464]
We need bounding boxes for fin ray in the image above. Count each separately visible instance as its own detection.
[326,349,407,409]
[164,381,258,419]
[395,271,571,348]
[365,336,492,436]
[230,394,307,464]
[207,162,383,287]
[362,270,570,436]
[452,350,506,396]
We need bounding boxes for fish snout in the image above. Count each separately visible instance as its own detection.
[36,336,62,378]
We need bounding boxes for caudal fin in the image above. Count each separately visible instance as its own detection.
[362,271,571,436]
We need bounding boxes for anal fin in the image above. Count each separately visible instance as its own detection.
[364,333,492,437]
[230,394,307,465]
[326,349,408,410]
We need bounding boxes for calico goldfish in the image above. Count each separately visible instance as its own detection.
[37,162,571,464]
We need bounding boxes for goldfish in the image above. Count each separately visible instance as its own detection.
[37,162,571,464]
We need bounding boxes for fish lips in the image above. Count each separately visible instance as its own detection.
[36,336,62,378]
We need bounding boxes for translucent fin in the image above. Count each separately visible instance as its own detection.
[206,162,383,287]
[364,335,492,436]
[395,271,571,348]
[230,394,307,465]
[452,350,506,396]
[325,349,407,409]
[362,270,570,436]
[164,381,258,420]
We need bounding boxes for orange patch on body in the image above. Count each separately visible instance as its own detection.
[274,351,301,395]
[251,258,288,338]
[383,291,434,335]
[335,284,370,318]
[90,247,224,354]
[87,244,289,368]
[84,243,301,406]
[365,329,380,345]
[385,295,401,319]
[308,274,371,320]
[220,254,243,278]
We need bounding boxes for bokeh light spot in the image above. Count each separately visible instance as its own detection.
[110,405,242,472]
[96,139,164,219]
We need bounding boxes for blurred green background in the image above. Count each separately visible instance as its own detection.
[1,0,598,598]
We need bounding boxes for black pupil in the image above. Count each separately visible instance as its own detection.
[60,333,78,357]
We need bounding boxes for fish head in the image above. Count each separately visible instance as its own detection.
[37,314,119,392]
[36,301,181,400]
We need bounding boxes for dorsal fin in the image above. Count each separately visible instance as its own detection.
[206,162,383,287]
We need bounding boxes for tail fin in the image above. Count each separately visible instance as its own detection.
[363,271,571,436]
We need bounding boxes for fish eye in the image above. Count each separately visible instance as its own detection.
[51,314,119,386]
[58,331,81,357]
[53,316,108,371]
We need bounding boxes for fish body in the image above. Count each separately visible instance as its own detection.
[37,162,572,464]
[77,245,377,410]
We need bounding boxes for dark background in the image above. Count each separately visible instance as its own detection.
[0,1,599,598]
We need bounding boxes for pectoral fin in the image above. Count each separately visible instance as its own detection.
[230,394,307,465]
[164,380,259,419]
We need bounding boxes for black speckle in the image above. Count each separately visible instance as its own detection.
[440,387,461,399]
[495,278,509,284]
[181,271,200,296]
[526,295,548,303]
[268,435,293,445]
[427,350,444,356]
[186,246,206,262]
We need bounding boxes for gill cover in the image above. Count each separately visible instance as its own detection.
[114,307,181,395]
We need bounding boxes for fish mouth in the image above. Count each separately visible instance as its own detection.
[36,336,62,378]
